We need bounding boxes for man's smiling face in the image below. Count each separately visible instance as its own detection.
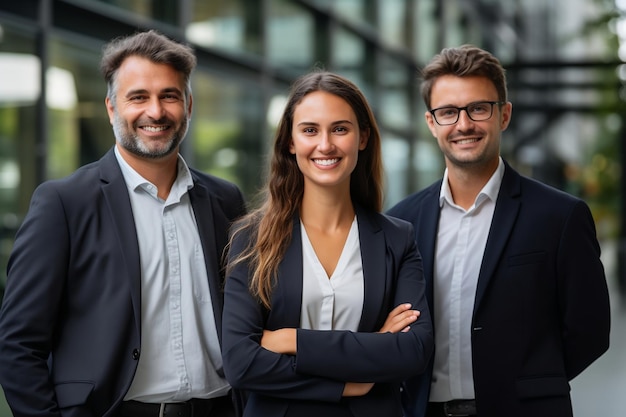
[425,75,511,171]
[106,55,192,160]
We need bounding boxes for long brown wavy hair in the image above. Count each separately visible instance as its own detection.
[228,70,384,309]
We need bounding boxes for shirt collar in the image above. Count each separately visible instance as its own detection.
[114,145,194,202]
[439,157,505,209]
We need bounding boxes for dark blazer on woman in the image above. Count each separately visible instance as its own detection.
[387,161,611,417]
[0,148,246,417]
[222,206,434,417]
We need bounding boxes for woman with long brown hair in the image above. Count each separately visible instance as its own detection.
[221,71,433,417]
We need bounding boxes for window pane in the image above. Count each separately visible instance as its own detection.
[379,54,410,130]
[187,0,262,56]
[311,0,375,28]
[91,0,178,25]
[413,0,440,62]
[48,36,110,178]
[189,73,266,197]
[267,0,314,70]
[331,28,373,99]
[0,26,37,298]
[379,0,408,49]
[382,135,409,208]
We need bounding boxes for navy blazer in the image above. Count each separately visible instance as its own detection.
[387,161,611,417]
[221,206,434,417]
[0,148,246,417]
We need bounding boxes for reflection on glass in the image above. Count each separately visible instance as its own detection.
[187,0,262,55]
[331,28,371,98]
[267,94,288,128]
[92,0,178,25]
[0,53,40,104]
[379,54,410,130]
[0,25,38,305]
[414,0,439,62]
[312,0,373,27]
[190,72,265,197]
[49,37,108,179]
[267,0,314,70]
[47,67,78,111]
[379,0,408,48]
[382,136,409,208]
[413,139,444,191]
[0,55,76,110]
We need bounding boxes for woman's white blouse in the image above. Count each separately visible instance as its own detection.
[299,216,364,331]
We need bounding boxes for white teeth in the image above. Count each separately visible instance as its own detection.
[456,138,478,144]
[314,158,339,166]
[143,126,167,132]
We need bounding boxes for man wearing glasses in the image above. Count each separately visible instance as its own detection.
[388,45,610,417]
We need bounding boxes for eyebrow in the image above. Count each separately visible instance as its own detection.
[125,87,183,97]
[296,120,355,127]
[432,100,497,108]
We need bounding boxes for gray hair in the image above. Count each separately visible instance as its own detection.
[100,30,197,103]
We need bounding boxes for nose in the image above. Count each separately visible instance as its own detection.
[145,97,166,120]
[456,108,475,129]
[317,131,334,152]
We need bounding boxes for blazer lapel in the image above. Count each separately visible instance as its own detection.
[473,163,521,314]
[416,184,442,310]
[270,215,304,329]
[356,207,386,331]
[98,149,142,334]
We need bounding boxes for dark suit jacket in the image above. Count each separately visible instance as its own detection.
[0,148,246,417]
[221,206,434,417]
[387,161,611,417]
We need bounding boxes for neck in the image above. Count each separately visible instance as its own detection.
[446,159,498,210]
[300,185,354,233]
[117,145,179,200]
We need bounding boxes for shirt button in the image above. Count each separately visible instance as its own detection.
[132,349,140,360]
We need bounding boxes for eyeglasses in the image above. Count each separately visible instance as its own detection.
[429,101,505,126]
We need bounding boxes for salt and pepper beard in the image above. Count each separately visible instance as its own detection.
[111,108,190,159]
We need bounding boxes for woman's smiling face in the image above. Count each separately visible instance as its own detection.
[290,90,368,191]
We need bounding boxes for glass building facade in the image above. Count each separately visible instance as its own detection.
[0,0,449,298]
[0,5,625,412]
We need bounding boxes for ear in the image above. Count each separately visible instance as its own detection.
[425,111,438,138]
[359,128,369,150]
[500,101,512,131]
[187,94,193,118]
[105,97,115,124]
[289,138,296,154]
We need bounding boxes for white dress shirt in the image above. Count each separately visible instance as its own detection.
[429,158,504,402]
[115,147,230,402]
[300,216,364,331]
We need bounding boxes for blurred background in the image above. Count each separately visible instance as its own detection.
[0,0,625,415]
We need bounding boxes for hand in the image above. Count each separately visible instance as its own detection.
[342,382,375,397]
[378,303,420,333]
[261,328,297,355]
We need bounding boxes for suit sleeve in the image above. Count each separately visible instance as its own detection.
[0,183,69,416]
[221,231,345,402]
[558,200,610,379]
[295,223,434,382]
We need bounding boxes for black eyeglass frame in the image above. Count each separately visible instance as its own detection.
[429,101,506,126]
